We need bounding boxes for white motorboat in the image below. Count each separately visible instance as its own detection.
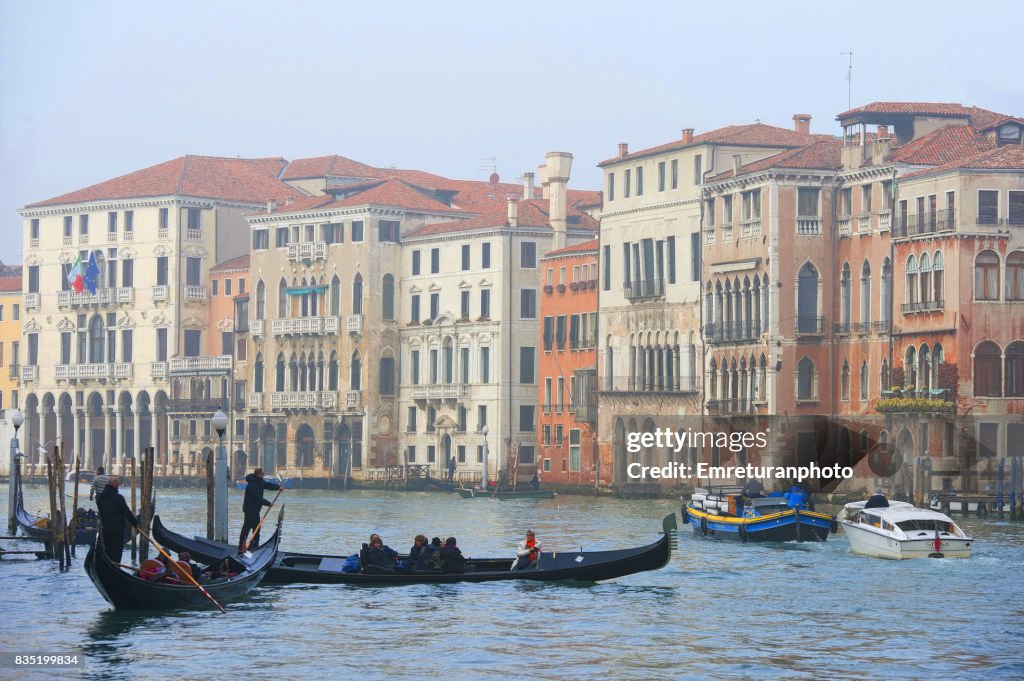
[837,497,973,559]
[64,469,97,502]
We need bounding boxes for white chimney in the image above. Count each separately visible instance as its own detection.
[537,163,550,200]
[545,151,573,251]
[733,155,743,176]
[523,172,535,199]
[267,199,277,213]
[507,196,518,228]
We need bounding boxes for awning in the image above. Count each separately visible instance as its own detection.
[285,286,327,295]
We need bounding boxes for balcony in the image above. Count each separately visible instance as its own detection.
[250,320,264,337]
[796,216,821,235]
[856,213,872,234]
[169,355,233,376]
[186,228,203,241]
[893,210,956,239]
[703,228,716,245]
[63,235,73,247]
[346,315,364,333]
[345,390,361,410]
[706,321,762,344]
[184,286,206,302]
[601,375,698,394]
[877,210,892,232]
[287,242,327,262]
[19,365,37,382]
[901,299,945,314]
[166,397,244,414]
[873,320,892,333]
[271,316,339,336]
[410,384,471,400]
[851,321,872,334]
[833,322,851,335]
[623,279,665,301]
[152,285,169,302]
[795,316,824,336]
[55,363,132,381]
[740,218,761,236]
[57,287,133,308]
[270,391,338,410]
[151,362,168,380]
[24,293,40,310]
[248,392,263,410]
[706,398,753,415]
[837,216,852,236]
[572,403,597,425]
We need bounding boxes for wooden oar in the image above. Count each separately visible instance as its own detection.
[242,488,283,553]
[134,526,226,614]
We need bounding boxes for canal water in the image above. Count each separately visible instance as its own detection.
[2,483,1023,680]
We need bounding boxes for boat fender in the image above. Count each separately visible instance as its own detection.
[681,507,690,524]
[738,523,747,543]
[794,507,801,542]
[830,519,838,534]
[700,515,708,537]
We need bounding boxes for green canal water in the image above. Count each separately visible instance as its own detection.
[2,484,1023,680]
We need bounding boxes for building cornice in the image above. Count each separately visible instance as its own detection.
[598,197,698,220]
[247,206,465,225]
[19,194,262,218]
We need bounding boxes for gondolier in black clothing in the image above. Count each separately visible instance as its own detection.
[95,476,139,563]
[238,468,281,553]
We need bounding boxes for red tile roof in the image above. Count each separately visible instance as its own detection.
[890,125,995,165]
[27,156,303,208]
[708,139,842,181]
[0,276,21,293]
[210,254,250,272]
[405,198,598,238]
[544,238,599,258]
[901,145,1024,179]
[282,155,379,180]
[836,102,1012,130]
[599,122,817,166]
[264,178,461,217]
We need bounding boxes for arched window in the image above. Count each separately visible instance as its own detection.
[381,274,395,321]
[762,274,770,329]
[797,263,819,332]
[379,352,396,395]
[860,261,871,324]
[88,315,105,363]
[758,354,767,401]
[255,280,265,320]
[860,360,869,400]
[289,352,299,391]
[275,353,286,392]
[443,338,454,384]
[709,359,718,400]
[840,263,851,329]
[1006,341,1024,397]
[841,360,850,400]
[919,252,932,304]
[705,282,715,328]
[906,255,918,305]
[797,357,815,400]
[975,251,1000,300]
[352,273,363,315]
[905,346,917,389]
[881,358,890,392]
[973,341,1001,397]
[254,353,264,393]
[919,344,931,391]
[932,343,944,392]
[296,424,315,468]
[1006,251,1024,301]
[330,275,341,316]
[278,278,288,317]
[880,257,892,327]
[350,350,362,391]
[933,251,944,304]
[328,351,339,391]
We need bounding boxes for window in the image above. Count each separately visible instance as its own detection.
[975,251,1000,300]
[797,357,815,400]
[352,274,363,315]
[63,216,73,238]
[275,227,289,248]
[670,159,678,189]
[520,289,537,319]
[457,405,467,432]
[429,349,438,383]
[521,242,537,268]
[1007,251,1024,300]
[1010,191,1024,225]
[156,328,168,361]
[411,250,421,275]
[252,229,269,250]
[798,187,820,217]
[431,248,440,274]
[60,332,71,364]
[664,235,677,284]
[861,185,873,214]
[183,329,201,357]
[108,211,117,234]
[742,188,762,221]
[187,208,201,230]
[27,265,39,293]
[350,351,362,390]
[624,169,632,198]
[978,190,999,224]
[410,294,421,323]
[1005,342,1024,397]
[658,161,666,191]
[461,244,471,270]
[410,350,420,385]
[519,405,535,432]
[382,274,395,320]
[979,423,998,458]
[480,289,491,318]
[482,242,491,268]
[860,361,869,400]
[519,346,535,383]
[220,331,233,355]
[569,429,581,471]
[690,232,700,282]
[555,315,567,350]
[122,329,133,362]
[223,278,232,297]
[379,357,396,395]
[519,445,535,465]
[543,425,551,445]
[603,245,611,290]
[797,262,819,331]
[351,220,364,242]
[185,257,201,286]
[693,155,702,185]
[480,347,490,383]
[635,166,644,196]
[554,425,563,446]
[607,172,615,201]
[460,290,470,319]
[841,361,850,400]
[974,341,1001,397]
[79,214,89,235]
[157,208,168,230]
[429,293,439,320]
[477,405,487,431]
[378,220,400,243]
[212,279,219,296]
[860,261,872,323]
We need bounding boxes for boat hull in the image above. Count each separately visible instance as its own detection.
[684,505,832,542]
[838,521,972,559]
[456,488,555,500]
[16,498,101,546]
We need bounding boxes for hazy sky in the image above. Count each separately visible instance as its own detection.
[1,1,1020,264]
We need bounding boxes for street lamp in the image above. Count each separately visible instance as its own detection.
[8,408,24,532]
[212,408,229,543]
[481,424,489,489]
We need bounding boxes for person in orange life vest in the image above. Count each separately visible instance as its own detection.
[511,530,542,570]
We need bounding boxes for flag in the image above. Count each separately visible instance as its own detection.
[67,253,85,293]
[84,251,100,294]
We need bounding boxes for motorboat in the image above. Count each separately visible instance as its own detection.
[837,497,973,559]
[682,486,835,542]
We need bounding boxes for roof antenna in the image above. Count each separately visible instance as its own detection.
[479,156,497,177]
[841,48,853,109]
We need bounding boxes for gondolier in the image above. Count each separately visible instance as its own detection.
[238,468,281,553]
[95,476,139,563]
[90,466,110,500]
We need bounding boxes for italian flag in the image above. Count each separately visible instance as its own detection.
[67,253,85,293]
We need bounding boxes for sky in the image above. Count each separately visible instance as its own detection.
[1,0,1021,265]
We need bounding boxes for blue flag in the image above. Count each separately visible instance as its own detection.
[84,251,100,294]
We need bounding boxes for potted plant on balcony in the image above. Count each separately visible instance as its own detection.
[569,281,579,291]
[543,284,554,294]
[588,279,597,289]
[557,283,566,293]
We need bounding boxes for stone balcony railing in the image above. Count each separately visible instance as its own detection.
[151,362,168,380]
[856,213,872,234]
[346,314,364,333]
[250,320,264,337]
[272,316,339,336]
[287,241,328,262]
[184,285,206,302]
[740,218,761,236]
[55,363,132,381]
[20,365,38,382]
[796,216,822,235]
[410,384,471,400]
[877,210,892,232]
[270,391,338,410]
[345,390,361,410]
[152,285,169,302]
[24,293,40,310]
[837,216,852,236]
[169,355,233,375]
[57,287,133,307]
[248,392,263,410]
[186,228,203,241]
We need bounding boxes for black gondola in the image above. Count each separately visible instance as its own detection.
[152,515,274,564]
[83,511,283,611]
[16,494,103,546]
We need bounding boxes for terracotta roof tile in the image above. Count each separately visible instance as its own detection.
[708,139,842,181]
[890,125,995,165]
[901,145,1024,179]
[210,254,250,272]
[0,276,21,293]
[27,155,303,208]
[836,102,1012,131]
[544,238,599,258]
[282,155,379,180]
[599,122,816,166]
[405,199,597,238]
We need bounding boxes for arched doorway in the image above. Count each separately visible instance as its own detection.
[334,424,351,477]
[261,424,277,474]
[441,433,452,471]
[296,424,314,468]
[232,450,247,479]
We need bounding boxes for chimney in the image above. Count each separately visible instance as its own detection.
[681,128,694,144]
[618,142,629,157]
[523,171,535,199]
[733,155,743,176]
[507,196,518,228]
[545,151,573,251]
[267,199,277,213]
[876,124,889,139]
[793,114,812,136]
[537,163,550,199]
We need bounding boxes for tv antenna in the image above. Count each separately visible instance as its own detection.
[841,49,853,109]
[479,156,497,173]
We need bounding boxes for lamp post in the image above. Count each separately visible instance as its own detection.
[8,408,24,533]
[481,424,489,489]
[212,408,229,543]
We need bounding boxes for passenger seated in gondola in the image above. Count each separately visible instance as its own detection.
[864,489,889,509]
[177,551,203,580]
[742,478,765,498]
[439,537,466,573]
[512,530,542,570]
[407,534,438,572]
[360,534,398,573]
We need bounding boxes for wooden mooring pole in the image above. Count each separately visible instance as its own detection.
[69,454,82,558]
[130,457,137,561]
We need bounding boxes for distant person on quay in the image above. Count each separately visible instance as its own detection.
[238,467,281,553]
[95,476,139,563]
[447,456,457,483]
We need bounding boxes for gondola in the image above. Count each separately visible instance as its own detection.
[84,511,283,611]
[16,494,103,546]
[455,488,556,500]
[152,515,275,564]
[259,513,676,586]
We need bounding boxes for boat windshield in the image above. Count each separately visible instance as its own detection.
[895,519,952,533]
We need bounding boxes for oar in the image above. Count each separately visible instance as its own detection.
[242,488,284,553]
[134,526,226,614]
